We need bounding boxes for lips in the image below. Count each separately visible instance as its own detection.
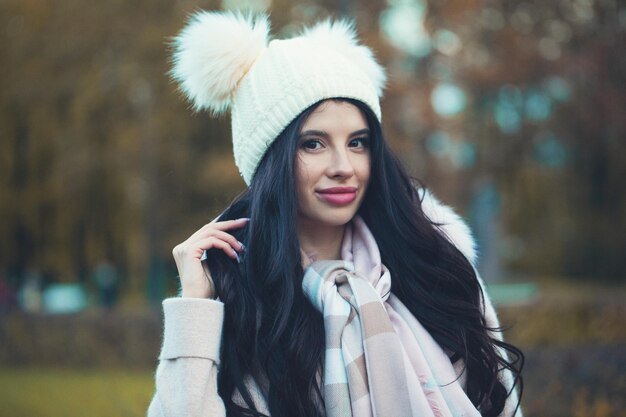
[316,187,358,205]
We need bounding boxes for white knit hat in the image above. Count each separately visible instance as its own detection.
[170,11,386,185]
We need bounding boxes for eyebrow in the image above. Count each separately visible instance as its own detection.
[298,128,370,138]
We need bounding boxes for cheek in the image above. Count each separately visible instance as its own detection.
[295,157,318,186]
[358,156,371,184]
[295,159,315,199]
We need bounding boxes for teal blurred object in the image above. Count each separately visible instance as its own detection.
[42,284,88,314]
[379,0,431,57]
[485,282,539,306]
[431,82,468,117]
[524,89,552,122]
[493,85,523,134]
[533,132,568,167]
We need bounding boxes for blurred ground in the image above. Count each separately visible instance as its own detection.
[496,277,626,416]
[0,277,624,417]
[0,368,153,417]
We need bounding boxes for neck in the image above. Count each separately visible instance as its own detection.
[298,219,346,262]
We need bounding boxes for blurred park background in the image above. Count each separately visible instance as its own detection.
[1,0,625,415]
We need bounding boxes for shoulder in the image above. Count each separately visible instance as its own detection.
[418,188,478,266]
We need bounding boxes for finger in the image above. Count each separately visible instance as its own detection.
[210,217,250,231]
[188,218,249,241]
[195,237,240,261]
[196,217,250,237]
[189,229,245,252]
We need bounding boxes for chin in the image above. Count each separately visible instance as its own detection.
[309,207,360,227]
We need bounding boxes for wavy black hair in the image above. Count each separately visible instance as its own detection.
[205,98,524,417]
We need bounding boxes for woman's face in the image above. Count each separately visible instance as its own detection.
[295,100,371,229]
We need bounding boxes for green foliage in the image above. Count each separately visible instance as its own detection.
[0,368,153,417]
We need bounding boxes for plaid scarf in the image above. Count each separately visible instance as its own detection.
[302,216,482,417]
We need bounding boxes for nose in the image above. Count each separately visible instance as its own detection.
[327,148,355,179]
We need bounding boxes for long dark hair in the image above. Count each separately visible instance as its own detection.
[206,98,524,417]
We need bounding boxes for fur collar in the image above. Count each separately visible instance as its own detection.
[419,190,477,266]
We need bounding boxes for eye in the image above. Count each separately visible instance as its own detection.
[300,139,323,150]
[349,137,370,148]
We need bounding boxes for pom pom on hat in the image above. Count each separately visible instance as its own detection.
[170,11,269,114]
[300,19,386,97]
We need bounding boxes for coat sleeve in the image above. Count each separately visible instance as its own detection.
[147,297,227,417]
[420,189,523,417]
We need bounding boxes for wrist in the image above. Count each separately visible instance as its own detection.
[181,285,215,299]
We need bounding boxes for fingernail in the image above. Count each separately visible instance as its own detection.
[238,217,251,222]
[238,241,246,251]
[233,249,240,263]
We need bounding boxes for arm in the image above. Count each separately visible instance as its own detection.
[147,297,226,417]
[148,216,247,416]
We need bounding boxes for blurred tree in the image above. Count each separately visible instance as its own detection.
[380,0,626,279]
[0,0,624,301]
[0,0,241,296]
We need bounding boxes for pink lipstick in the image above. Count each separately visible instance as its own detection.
[316,187,357,205]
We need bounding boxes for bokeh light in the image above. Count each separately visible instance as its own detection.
[380,0,431,57]
[430,83,467,117]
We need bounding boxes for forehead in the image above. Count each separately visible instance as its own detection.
[300,100,368,132]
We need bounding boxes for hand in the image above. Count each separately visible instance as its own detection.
[172,217,249,299]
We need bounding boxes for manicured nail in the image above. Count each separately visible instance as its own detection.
[238,217,251,222]
[233,249,240,263]
[238,241,246,251]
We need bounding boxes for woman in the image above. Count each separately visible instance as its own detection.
[148,11,524,417]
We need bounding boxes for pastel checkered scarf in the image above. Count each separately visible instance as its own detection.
[302,216,482,417]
